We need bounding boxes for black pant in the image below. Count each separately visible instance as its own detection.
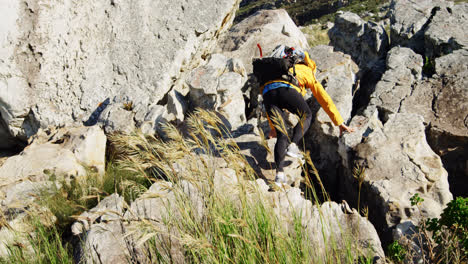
[263,87,312,172]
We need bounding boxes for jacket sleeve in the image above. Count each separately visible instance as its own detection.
[303,52,344,126]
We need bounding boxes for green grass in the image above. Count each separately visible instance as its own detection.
[235,0,391,26]
[301,24,331,47]
[0,217,73,264]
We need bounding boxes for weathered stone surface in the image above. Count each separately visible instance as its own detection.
[305,45,358,194]
[216,9,309,73]
[187,54,246,130]
[368,47,467,197]
[0,0,241,146]
[389,0,453,54]
[72,193,124,236]
[329,11,389,69]
[0,143,86,191]
[368,46,423,116]
[339,112,453,244]
[435,48,468,77]
[235,133,304,185]
[424,3,468,58]
[75,172,384,263]
[0,125,106,210]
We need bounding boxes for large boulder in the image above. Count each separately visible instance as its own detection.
[74,174,385,263]
[424,3,468,58]
[338,112,453,244]
[369,47,467,197]
[0,0,241,147]
[187,54,247,130]
[0,125,106,212]
[216,9,309,74]
[304,45,358,195]
[0,126,105,258]
[329,11,389,70]
[389,0,453,54]
[368,46,423,117]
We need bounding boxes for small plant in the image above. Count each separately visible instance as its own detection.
[387,240,407,263]
[426,197,468,263]
[353,163,366,214]
[410,192,424,207]
[422,56,435,76]
[392,194,468,264]
[123,101,134,111]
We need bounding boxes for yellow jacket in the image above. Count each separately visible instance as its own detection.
[262,52,344,129]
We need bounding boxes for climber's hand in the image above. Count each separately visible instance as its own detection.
[339,124,355,136]
[268,129,277,139]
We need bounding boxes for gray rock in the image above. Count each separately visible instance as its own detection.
[369,47,467,197]
[217,72,246,130]
[72,193,125,236]
[76,171,384,263]
[187,54,246,130]
[339,112,453,244]
[235,133,304,186]
[389,0,453,54]
[435,48,468,77]
[216,9,309,74]
[369,46,423,116]
[329,12,389,69]
[305,45,358,194]
[0,143,86,194]
[166,90,187,125]
[0,207,56,257]
[0,125,106,208]
[0,0,241,146]
[424,3,468,58]
[34,125,107,175]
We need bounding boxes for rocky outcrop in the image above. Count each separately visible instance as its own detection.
[0,0,241,147]
[368,46,423,117]
[389,0,453,54]
[187,54,247,130]
[329,11,389,70]
[339,112,453,244]
[74,174,384,263]
[389,0,468,58]
[234,132,304,185]
[424,3,468,58]
[368,47,468,198]
[217,9,309,74]
[0,125,106,257]
[305,45,358,194]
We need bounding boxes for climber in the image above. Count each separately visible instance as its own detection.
[254,45,354,185]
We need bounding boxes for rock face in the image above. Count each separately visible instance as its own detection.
[0,125,106,207]
[424,3,468,58]
[368,47,468,198]
[0,125,106,258]
[74,174,384,263]
[305,45,358,194]
[329,11,389,70]
[389,0,453,54]
[234,133,304,185]
[0,0,241,147]
[389,0,468,58]
[187,54,247,130]
[368,46,423,116]
[339,111,452,244]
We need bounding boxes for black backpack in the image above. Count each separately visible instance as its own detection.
[252,46,301,87]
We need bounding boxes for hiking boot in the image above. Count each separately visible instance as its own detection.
[286,143,302,158]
